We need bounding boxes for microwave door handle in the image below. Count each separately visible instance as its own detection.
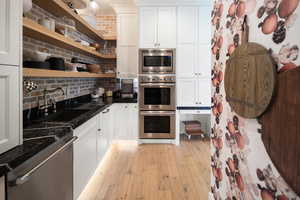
[140,111,175,116]
[140,83,175,87]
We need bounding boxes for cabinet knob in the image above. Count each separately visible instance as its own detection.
[98,129,101,132]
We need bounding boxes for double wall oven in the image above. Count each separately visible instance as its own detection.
[139,49,176,139]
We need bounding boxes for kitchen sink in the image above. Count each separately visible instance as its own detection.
[33,109,90,123]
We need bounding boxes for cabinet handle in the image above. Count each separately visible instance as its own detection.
[11,136,78,186]
[98,129,101,132]
[103,109,110,114]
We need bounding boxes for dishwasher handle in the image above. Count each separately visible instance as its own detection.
[11,136,78,186]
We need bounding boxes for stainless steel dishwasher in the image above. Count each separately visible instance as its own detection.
[6,137,77,200]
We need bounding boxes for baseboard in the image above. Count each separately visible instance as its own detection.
[138,139,176,144]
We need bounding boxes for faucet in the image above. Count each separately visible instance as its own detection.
[39,87,65,116]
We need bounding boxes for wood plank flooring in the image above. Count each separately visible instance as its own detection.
[78,138,211,200]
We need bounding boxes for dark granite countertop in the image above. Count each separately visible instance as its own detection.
[0,96,138,177]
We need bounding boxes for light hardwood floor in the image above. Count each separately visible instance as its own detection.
[79,138,211,200]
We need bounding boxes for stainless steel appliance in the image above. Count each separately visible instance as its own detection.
[139,75,176,111]
[121,79,134,99]
[139,49,176,74]
[7,137,77,200]
[139,111,175,139]
[139,74,176,139]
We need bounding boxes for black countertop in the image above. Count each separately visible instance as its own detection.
[0,96,138,177]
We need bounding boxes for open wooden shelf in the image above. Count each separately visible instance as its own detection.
[23,68,116,78]
[32,0,115,41]
[23,18,116,59]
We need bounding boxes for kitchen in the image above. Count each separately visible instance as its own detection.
[1,0,300,200]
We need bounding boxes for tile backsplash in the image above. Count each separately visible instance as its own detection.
[23,77,119,110]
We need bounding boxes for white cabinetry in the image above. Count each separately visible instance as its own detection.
[0,0,21,66]
[177,77,211,107]
[0,0,22,155]
[117,12,138,78]
[112,103,138,141]
[97,107,112,163]
[139,7,176,48]
[177,6,211,108]
[0,66,20,154]
[177,6,211,78]
[73,116,98,200]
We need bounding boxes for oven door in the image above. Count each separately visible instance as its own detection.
[139,83,176,111]
[140,50,175,74]
[139,111,175,139]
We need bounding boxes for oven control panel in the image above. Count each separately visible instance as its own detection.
[139,75,176,83]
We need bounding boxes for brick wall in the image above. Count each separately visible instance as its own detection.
[96,15,116,37]
[23,77,120,110]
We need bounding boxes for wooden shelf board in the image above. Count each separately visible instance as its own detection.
[23,18,116,59]
[32,0,115,41]
[23,68,116,78]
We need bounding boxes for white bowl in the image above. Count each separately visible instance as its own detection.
[34,51,51,62]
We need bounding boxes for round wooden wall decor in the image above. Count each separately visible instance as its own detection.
[259,67,300,196]
[224,42,276,118]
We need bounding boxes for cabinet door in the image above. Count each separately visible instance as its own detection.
[177,44,197,78]
[177,7,198,78]
[128,104,138,140]
[198,6,212,44]
[0,0,21,66]
[73,119,98,199]
[97,110,110,163]
[139,7,157,48]
[117,13,138,78]
[0,66,20,154]
[117,46,138,78]
[177,7,198,44]
[157,7,177,48]
[177,78,198,107]
[112,104,127,140]
[197,77,211,107]
[197,44,211,76]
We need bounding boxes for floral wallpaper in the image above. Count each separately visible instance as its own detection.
[210,0,300,199]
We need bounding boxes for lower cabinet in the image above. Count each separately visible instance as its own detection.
[97,107,112,163]
[73,104,137,199]
[112,103,138,140]
[177,77,211,107]
[0,65,21,154]
[73,116,98,200]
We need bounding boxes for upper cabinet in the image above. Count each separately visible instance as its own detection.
[117,12,139,78]
[139,7,177,48]
[198,6,212,44]
[0,0,21,66]
[177,6,211,78]
[0,0,22,155]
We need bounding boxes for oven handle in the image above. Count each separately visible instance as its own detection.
[140,111,176,116]
[140,83,175,87]
[10,136,78,186]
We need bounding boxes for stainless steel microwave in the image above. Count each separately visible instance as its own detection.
[139,49,176,74]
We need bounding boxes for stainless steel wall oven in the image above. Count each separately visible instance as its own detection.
[139,111,175,139]
[139,75,176,111]
[139,74,176,139]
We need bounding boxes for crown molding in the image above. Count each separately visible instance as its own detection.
[136,0,211,7]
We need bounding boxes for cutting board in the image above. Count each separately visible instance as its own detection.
[224,16,276,118]
[259,67,300,196]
